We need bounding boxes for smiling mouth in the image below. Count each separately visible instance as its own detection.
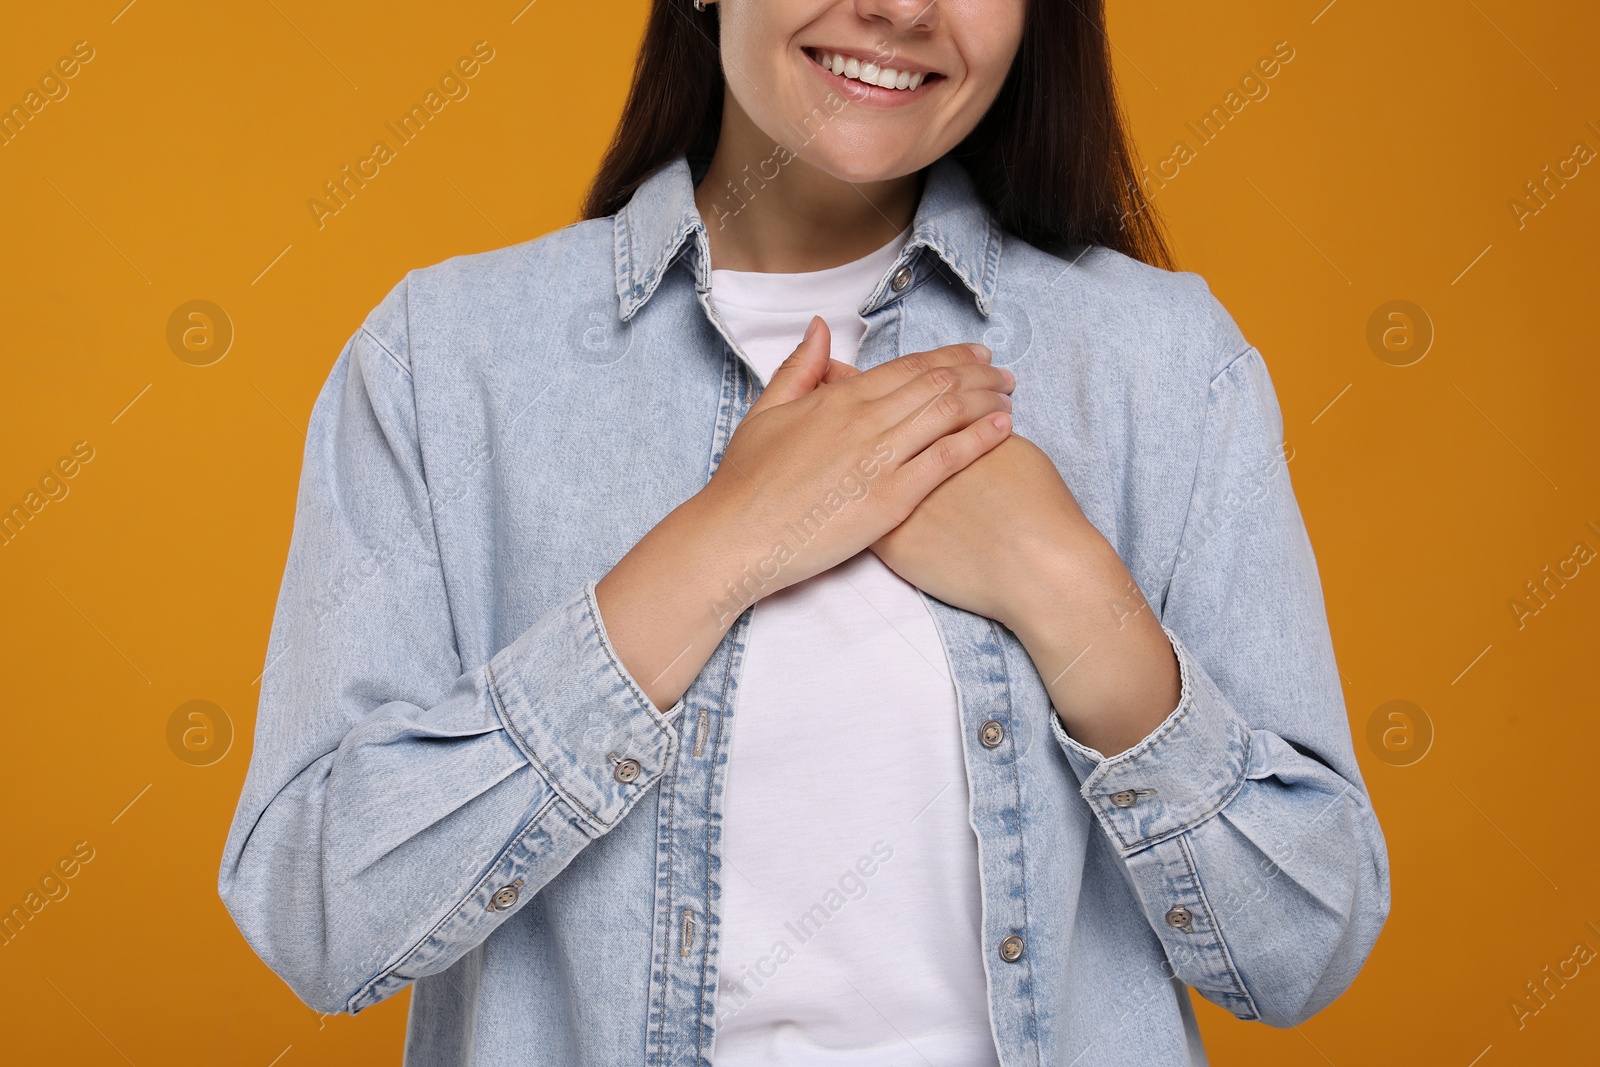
[802,46,945,92]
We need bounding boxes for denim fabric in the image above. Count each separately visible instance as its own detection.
[218,151,1390,1066]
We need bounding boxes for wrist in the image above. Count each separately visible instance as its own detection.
[1004,538,1180,758]
[595,490,760,712]
[1000,528,1121,645]
[681,486,786,614]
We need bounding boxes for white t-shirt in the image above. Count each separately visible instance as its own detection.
[707,226,1001,1067]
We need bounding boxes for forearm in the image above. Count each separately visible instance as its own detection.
[1005,536,1182,757]
[595,489,766,713]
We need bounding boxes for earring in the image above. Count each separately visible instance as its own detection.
[693,0,705,8]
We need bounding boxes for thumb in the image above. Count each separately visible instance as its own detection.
[750,315,830,413]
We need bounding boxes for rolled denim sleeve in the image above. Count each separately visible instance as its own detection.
[1049,334,1391,1027]
[217,276,683,1017]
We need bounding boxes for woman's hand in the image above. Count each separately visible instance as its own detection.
[822,358,1182,757]
[597,317,1013,713]
[864,432,1104,630]
[696,317,1017,600]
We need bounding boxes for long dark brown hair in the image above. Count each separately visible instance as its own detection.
[580,0,1173,270]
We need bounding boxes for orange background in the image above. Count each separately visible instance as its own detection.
[2,1,1596,1063]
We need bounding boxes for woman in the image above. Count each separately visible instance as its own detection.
[219,0,1390,1063]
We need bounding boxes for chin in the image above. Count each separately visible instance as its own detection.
[793,139,929,186]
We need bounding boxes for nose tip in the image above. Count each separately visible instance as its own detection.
[852,0,940,34]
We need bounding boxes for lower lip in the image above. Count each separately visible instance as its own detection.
[802,49,940,108]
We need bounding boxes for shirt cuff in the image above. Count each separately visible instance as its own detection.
[486,579,685,834]
[1049,624,1250,852]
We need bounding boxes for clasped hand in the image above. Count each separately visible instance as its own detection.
[710,316,1108,633]
[706,316,1180,754]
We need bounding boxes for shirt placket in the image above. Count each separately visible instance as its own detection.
[857,259,1045,1066]
[644,307,761,1065]
[647,233,1041,1066]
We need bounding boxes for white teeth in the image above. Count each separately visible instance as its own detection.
[814,49,930,91]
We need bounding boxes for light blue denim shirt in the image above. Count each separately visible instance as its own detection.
[218,151,1390,1066]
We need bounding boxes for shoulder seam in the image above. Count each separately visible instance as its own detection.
[358,326,410,379]
[1208,343,1259,387]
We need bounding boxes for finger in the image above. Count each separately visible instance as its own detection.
[873,372,1013,476]
[893,410,1014,506]
[749,316,831,414]
[843,342,992,401]
[875,362,1015,437]
[821,358,862,385]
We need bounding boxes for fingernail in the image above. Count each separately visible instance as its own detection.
[1002,367,1016,387]
[803,316,820,342]
[971,343,992,361]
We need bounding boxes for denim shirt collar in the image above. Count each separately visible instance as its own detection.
[613,152,1002,322]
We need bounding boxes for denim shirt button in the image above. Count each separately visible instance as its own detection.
[999,935,1025,963]
[1164,906,1193,932]
[614,758,642,783]
[1110,790,1139,808]
[489,881,522,911]
[979,719,1005,748]
[890,265,913,292]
